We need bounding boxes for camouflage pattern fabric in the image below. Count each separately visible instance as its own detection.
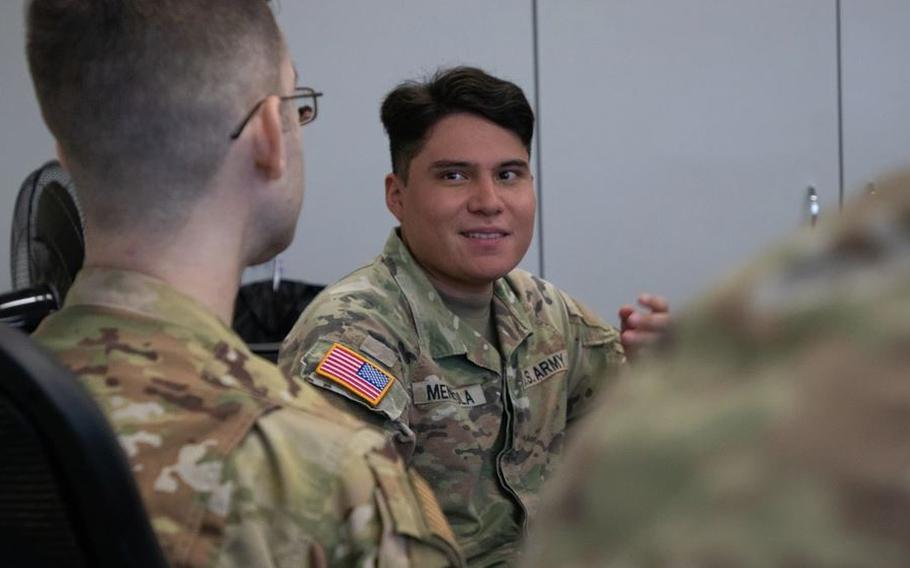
[524,179,910,568]
[280,231,625,566]
[33,268,463,568]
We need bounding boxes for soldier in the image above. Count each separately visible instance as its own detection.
[279,66,670,565]
[27,1,462,566]
[524,174,910,567]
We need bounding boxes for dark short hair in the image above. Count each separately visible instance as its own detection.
[380,66,534,180]
[26,0,283,231]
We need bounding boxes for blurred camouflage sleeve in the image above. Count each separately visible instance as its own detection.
[216,407,461,567]
[524,184,910,567]
[525,335,910,567]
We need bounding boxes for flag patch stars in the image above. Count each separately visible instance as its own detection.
[315,343,395,406]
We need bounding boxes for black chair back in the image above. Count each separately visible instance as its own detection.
[0,325,167,568]
[233,279,325,362]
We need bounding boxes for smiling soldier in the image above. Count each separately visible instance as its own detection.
[279,66,670,566]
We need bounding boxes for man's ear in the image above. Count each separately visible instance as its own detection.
[252,96,285,180]
[385,173,405,221]
[55,141,69,170]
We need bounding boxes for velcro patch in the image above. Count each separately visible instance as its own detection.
[359,335,398,368]
[520,350,569,388]
[410,469,458,546]
[316,343,395,407]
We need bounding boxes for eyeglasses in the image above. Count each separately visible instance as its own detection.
[230,87,323,140]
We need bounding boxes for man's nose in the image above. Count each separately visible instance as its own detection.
[467,175,505,215]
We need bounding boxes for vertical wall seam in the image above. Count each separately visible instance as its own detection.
[836,0,845,209]
[532,0,545,277]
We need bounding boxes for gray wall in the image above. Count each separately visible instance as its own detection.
[536,0,841,318]
[842,0,910,199]
[3,1,910,325]
[1,1,55,289]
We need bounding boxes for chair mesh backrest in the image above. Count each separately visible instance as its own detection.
[0,396,87,567]
[0,325,167,568]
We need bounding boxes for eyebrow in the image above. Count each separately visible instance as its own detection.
[429,159,530,170]
[430,160,473,169]
[500,159,530,170]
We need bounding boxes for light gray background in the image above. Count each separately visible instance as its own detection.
[537,0,840,316]
[1,2,56,289]
[2,1,909,324]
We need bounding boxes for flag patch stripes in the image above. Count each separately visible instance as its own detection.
[315,343,395,406]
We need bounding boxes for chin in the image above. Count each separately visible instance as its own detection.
[481,256,523,276]
[248,230,295,266]
[469,265,516,284]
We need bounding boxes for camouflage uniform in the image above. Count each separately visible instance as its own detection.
[279,231,625,566]
[525,181,910,567]
[33,267,463,568]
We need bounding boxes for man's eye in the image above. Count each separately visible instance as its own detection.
[441,171,467,181]
[499,170,520,182]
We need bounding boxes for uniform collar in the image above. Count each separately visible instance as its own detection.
[382,230,532,370]
[492,276,533,359]
[64,267,249,355]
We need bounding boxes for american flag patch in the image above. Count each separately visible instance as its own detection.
[315,343,395,406]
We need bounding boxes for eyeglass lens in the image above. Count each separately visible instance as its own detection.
[298,105,315,125]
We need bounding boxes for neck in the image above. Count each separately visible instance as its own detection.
[435,284,494,310]
[423,270,495,305]
[83,219,246,325]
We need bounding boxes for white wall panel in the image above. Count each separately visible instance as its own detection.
[841,0,910,199]
[537,0,839,322]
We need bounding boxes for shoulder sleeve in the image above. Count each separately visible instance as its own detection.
[558,290,626,424]
[278,277,417,426]
[217,409,463,567]
[214,413,323,567]
[354,433,465,567]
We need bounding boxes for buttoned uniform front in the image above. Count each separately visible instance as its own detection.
[33,267,463,568]
[279,231,625,566]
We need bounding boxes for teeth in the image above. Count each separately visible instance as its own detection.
[465,232,504,240]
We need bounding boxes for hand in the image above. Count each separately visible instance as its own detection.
[618,293,671,360]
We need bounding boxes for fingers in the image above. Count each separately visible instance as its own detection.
[621,329,663,347]
[620,329,663,359]
[618,304,636,329]
[637,293,669,313]
[621,293,672,360]
[624,312,671,332]
[620,294,671,354]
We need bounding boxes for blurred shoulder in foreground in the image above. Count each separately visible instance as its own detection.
[525,171,910,568]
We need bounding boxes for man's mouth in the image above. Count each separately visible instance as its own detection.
[462,231,509,240]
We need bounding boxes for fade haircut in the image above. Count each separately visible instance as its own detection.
[26,0,283,231]
[380,66,534,181]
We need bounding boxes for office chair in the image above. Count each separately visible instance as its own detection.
[233,275,325,363]
[0,324,168,568]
